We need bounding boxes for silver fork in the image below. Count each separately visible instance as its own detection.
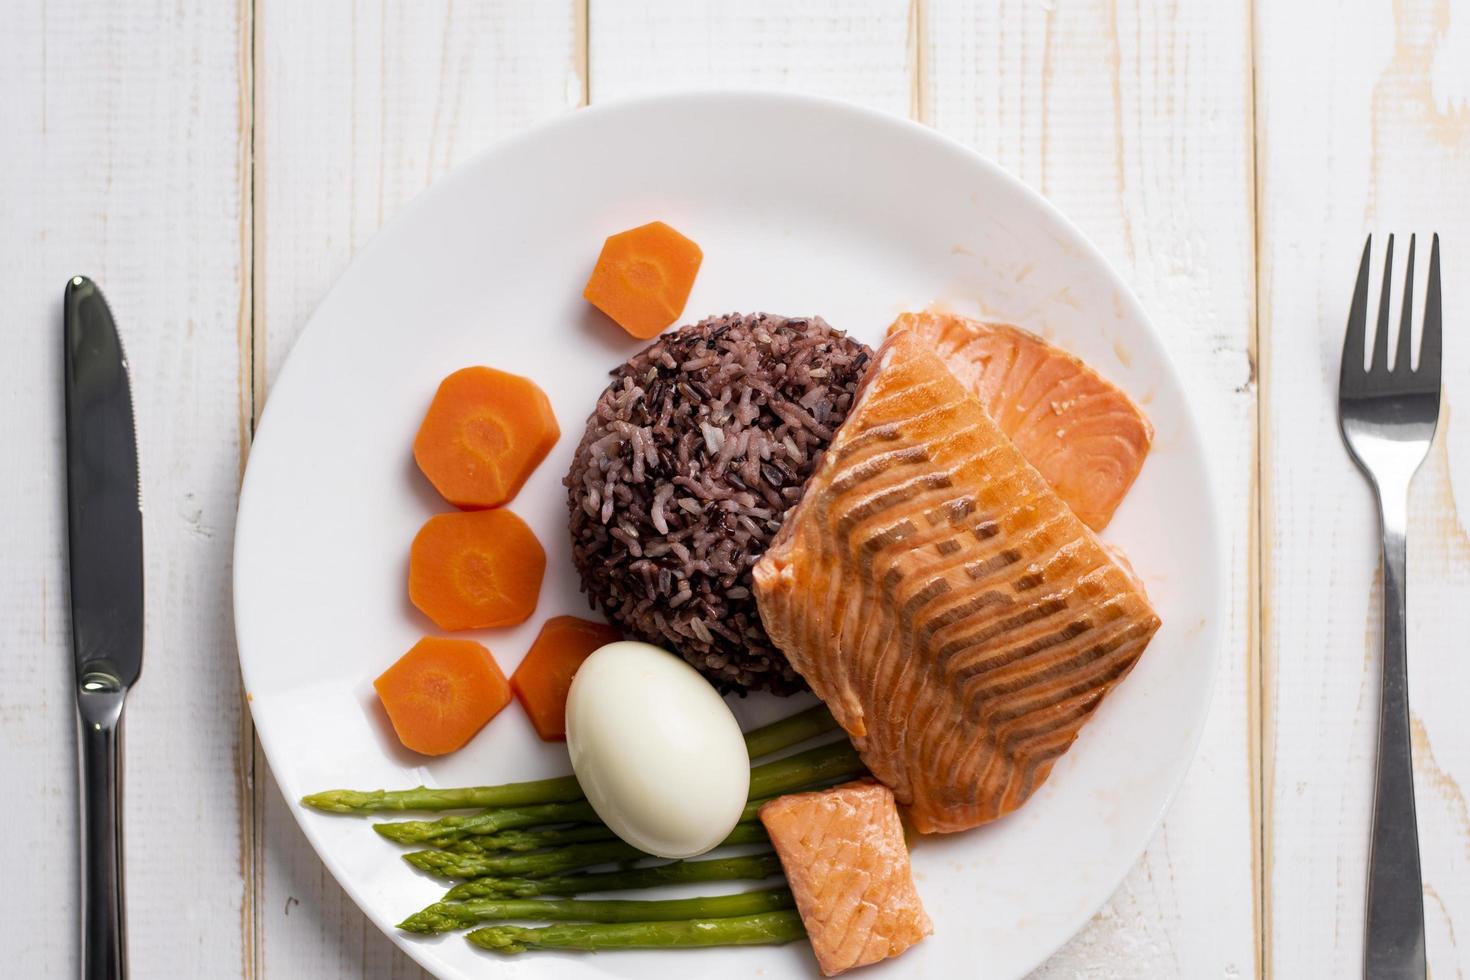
[1338,233,1442,980]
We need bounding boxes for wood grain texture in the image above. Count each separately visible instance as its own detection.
[923,2,1259,975]
[0,0,250,976]
[589,0,913,112]
[250,2,578,975]
[5,0,1464,975]
[1256,0,1470,975]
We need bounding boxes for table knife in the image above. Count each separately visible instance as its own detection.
[64,276,143,980]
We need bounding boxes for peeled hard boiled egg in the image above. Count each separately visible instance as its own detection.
[565,640,750,859]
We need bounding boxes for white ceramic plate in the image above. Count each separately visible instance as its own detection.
[235,91,1223,980]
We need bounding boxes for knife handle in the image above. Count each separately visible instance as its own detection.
[77,684,127,980]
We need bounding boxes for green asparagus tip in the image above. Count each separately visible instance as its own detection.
[300,790,375,813]
[396,905,450,934]
[372,821,422,843]
[444,877,535,900]
[403,850,446,875]
[467,927,529,954]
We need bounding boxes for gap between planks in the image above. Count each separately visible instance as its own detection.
[908,0,929,125]
[236,0,262,976]
[1246,0,1272,974]
[574,0,590,107]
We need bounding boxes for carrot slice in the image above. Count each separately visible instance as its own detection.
[374,637,512,756]
[511,616,621,741]
[413,366,560,510]
[409,510,546,630]
[582,221,703,339]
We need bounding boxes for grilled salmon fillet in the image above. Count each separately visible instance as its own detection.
[753,332,1162,832]
[759,780,931,975]
[889,312,1152,530]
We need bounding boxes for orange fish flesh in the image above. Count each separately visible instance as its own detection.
[889,311,1152,530]
[754,331,1162,832]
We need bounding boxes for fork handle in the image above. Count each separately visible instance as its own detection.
[1364,488,1425,979]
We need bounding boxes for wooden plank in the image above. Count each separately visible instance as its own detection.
[250,2,579,974]
[1256,0,1470,975]
[924,2,1260,976]
[0,0,250,976]
[589,0,913,113]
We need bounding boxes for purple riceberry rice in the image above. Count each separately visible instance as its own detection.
[565,313,872,694]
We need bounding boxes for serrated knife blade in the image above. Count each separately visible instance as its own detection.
[64,275,142,980]
[65,276,143,686]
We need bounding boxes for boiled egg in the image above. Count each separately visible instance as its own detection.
[565,640,750,858]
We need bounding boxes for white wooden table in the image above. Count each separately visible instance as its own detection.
[4,1,1468,976]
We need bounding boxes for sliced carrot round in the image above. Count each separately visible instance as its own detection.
[374,637,512,756]
[582,221,703,339]
[413,366,560,510]
[409,509,546,630]
[511,616,621,741]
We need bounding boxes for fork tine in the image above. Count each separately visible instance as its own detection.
[1394,234,1416,373]
[1371,233,1395,373]
[1420,233,1442,380]
[1342,235,1372,383]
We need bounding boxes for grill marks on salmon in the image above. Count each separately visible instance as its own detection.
[759,781,931,976]
[753,332,1161,832]
[889,311,1152,530]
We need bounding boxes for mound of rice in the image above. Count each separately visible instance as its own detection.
[566,313,873,694]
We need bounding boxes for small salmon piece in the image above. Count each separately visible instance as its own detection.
[889,312,1152,530]
[759,781,931,976]
[753,332,1161,832]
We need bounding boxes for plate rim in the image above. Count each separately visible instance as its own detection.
[234,87,1226,980]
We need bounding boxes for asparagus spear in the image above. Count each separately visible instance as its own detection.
[742,703,837,759]
[747,741,864,799]
[427,795,787,855]
[304,706,846,816]
[400,886,794,934]
[466,911,807,953]
[407,823,770,880]
[442,853,785,901]
[444,824,619,854]
[371,739,861,847]
[373,800,599,844]
[302,775,583,814]
[377,784,789,849]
